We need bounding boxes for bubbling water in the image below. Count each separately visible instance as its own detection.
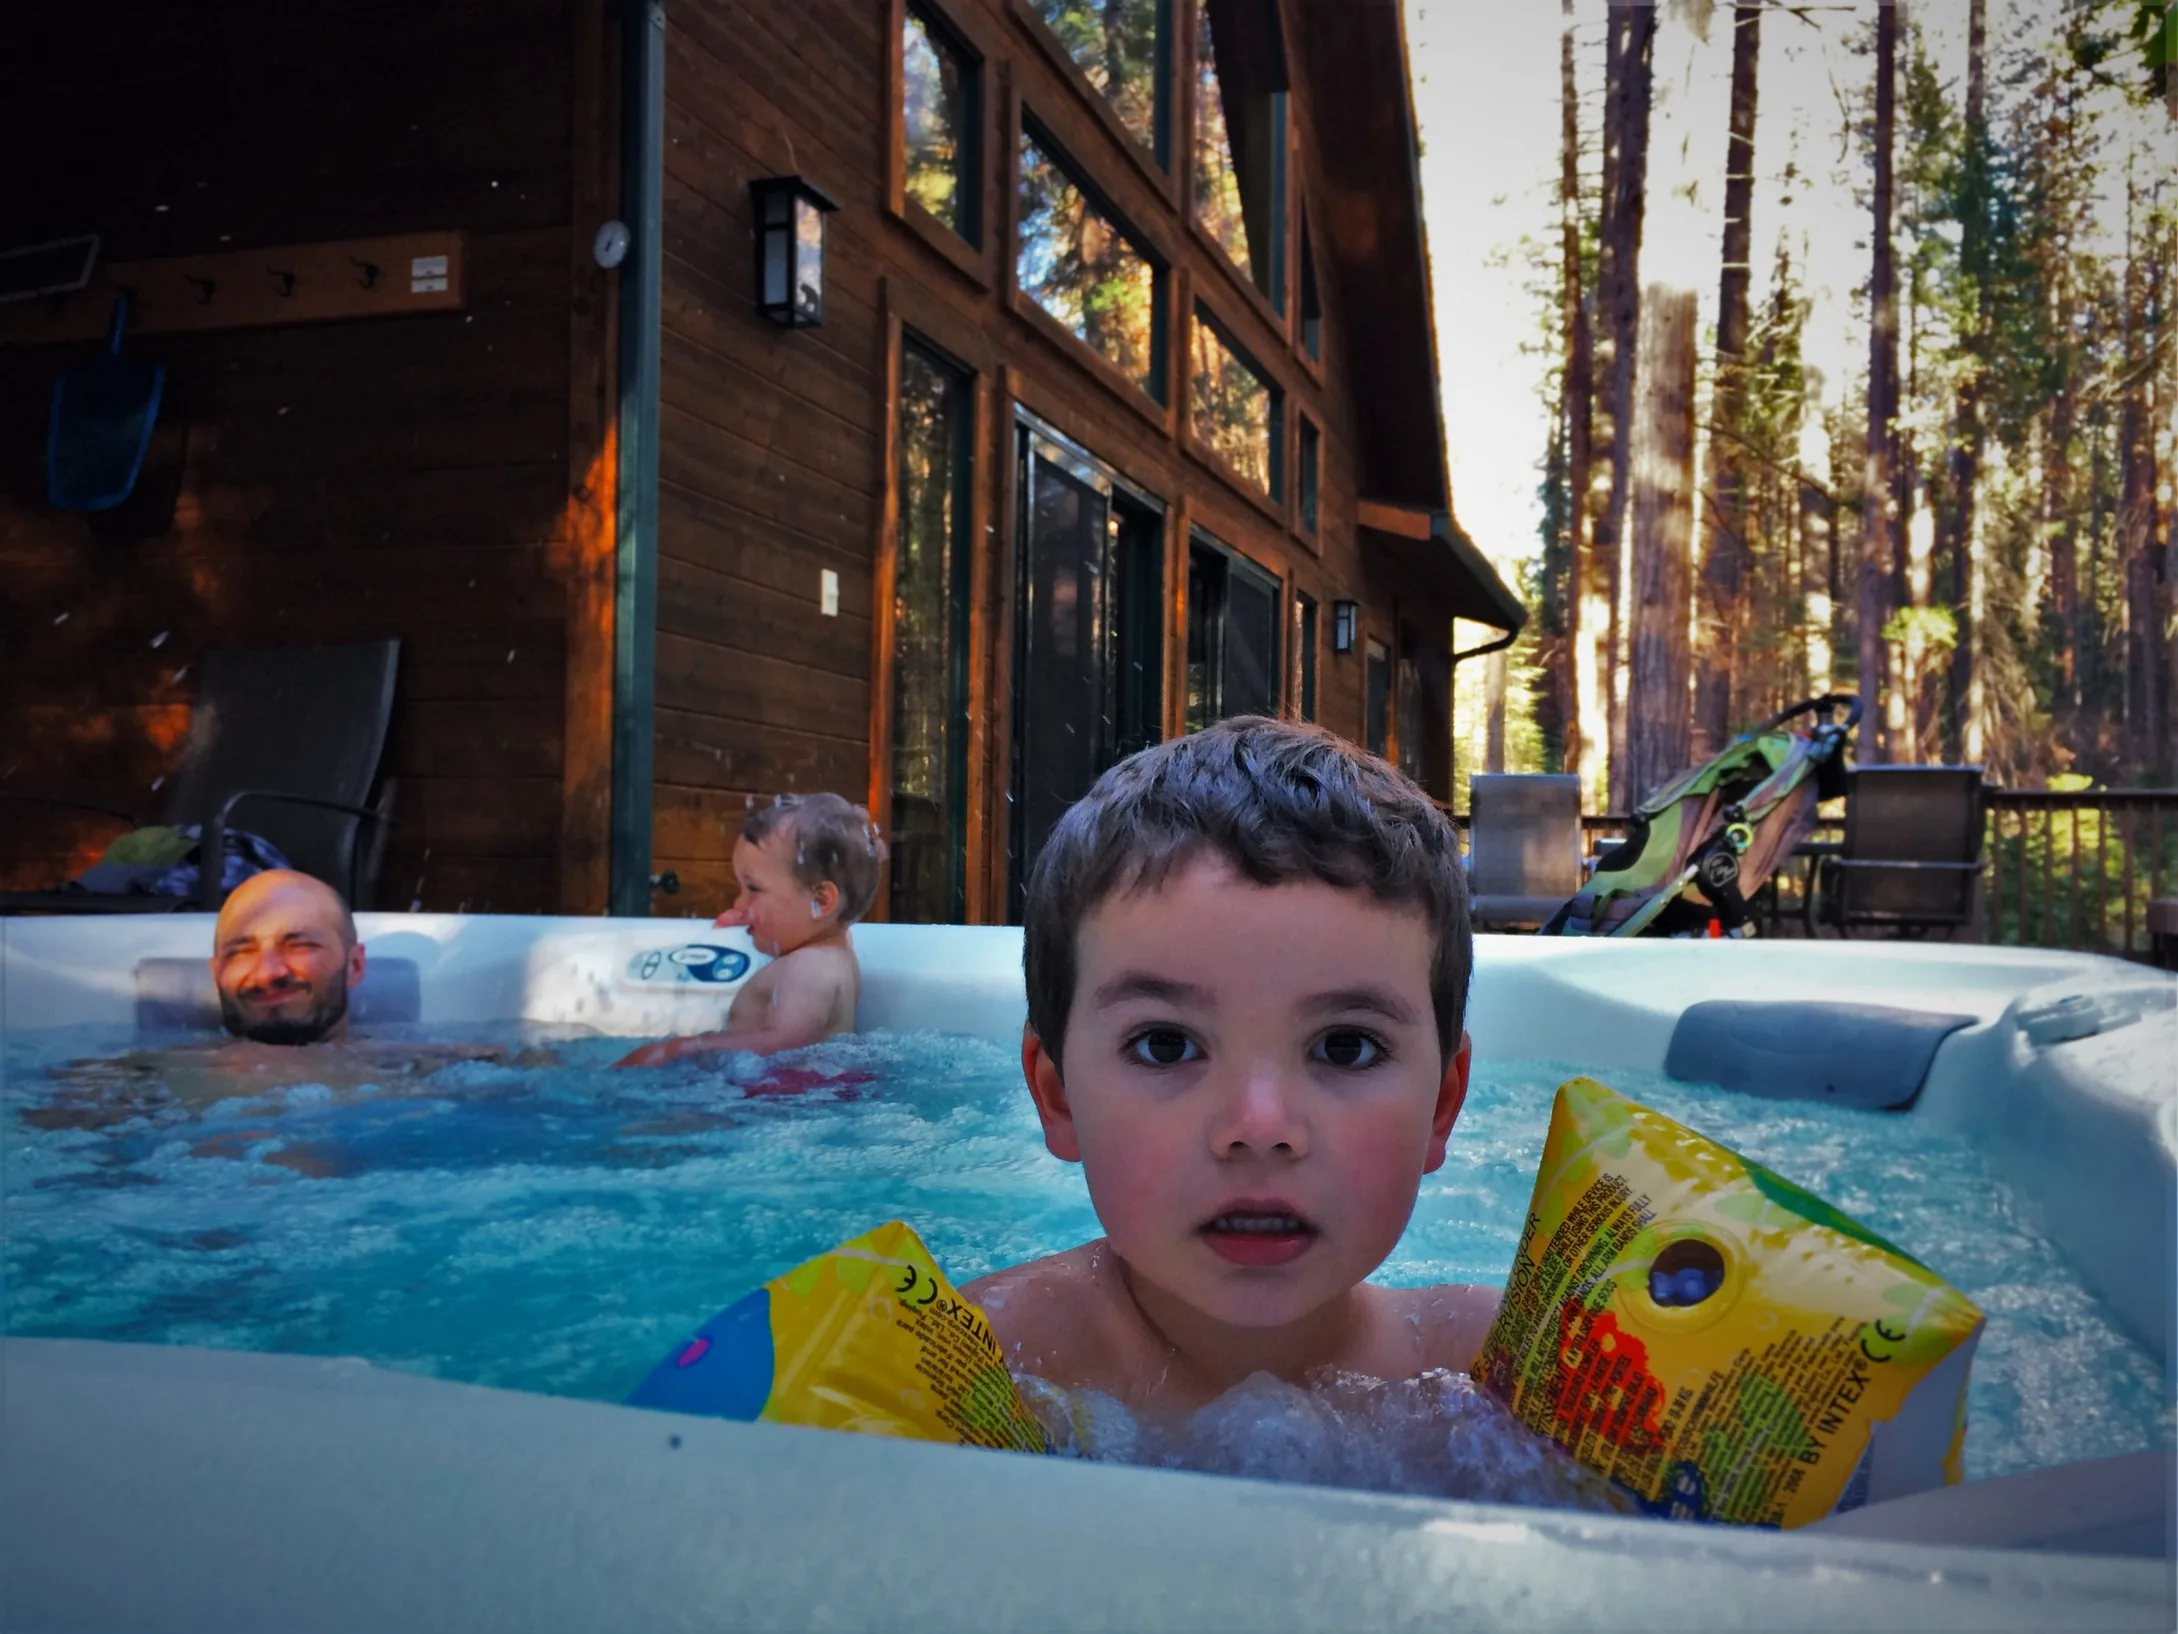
[1021,1369,1640,1513]
[2,1023,2171,1492]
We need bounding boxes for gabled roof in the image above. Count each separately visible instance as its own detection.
[1293,0,1523,637]
[1291,0,1446,514]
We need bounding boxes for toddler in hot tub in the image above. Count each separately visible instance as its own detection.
[615,794,886,1067]
[964,718,1502,1413]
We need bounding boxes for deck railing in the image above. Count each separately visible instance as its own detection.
[1983,788,2178,959]
[1450,788,2178,959]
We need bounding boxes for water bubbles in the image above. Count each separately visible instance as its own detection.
[1022,1371,1634,1515]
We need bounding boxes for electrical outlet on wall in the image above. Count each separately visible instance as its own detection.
[820,568,839,617]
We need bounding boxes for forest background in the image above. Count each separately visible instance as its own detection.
[1409,0,2176,813]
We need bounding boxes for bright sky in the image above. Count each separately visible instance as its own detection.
[1405,0,2173,588]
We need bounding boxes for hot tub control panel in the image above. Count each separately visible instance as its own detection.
[625,945,753,988]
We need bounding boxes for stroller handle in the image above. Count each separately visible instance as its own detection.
[1756,693,1862,735]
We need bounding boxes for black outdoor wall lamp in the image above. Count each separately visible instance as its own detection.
[751,175,839,327]
[1331,599,1358,654]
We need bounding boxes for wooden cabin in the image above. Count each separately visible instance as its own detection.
[0,0,1521,921]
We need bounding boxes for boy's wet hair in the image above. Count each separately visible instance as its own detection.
[1024,717,1472,1070]
[740,793,888,924]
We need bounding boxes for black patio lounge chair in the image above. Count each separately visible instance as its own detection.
[1808,764,1985,938]
[0,641,399,914]
[1468,773,1585,930]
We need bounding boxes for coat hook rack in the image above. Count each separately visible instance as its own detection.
[0,231,465,344]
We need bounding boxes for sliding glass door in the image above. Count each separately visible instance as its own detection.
[1010,420,1163,917]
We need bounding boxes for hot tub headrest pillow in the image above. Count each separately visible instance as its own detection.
[627,1219,1049,1453]
[1473,1078,1983,1528]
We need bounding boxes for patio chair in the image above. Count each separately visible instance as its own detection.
[0,641,400,914]
[1808,765,1985,939]
[1468,774,1584,930]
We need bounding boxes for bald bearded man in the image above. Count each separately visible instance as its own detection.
[213,869,366,1045]
[43,872,545,1137]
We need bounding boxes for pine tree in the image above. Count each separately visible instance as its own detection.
[1692,0,1763,759]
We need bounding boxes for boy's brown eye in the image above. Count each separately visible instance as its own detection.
[1314,1030,1383,1069]
[1128,1029,1198,1067]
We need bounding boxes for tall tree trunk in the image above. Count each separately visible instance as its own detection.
[1858,0,1900,757]
[2122,174,2168,775]
[2047,372,2079,721]
[1946,0,1988,763]
[1692,0,1762,759]
[1561,0,1602,800]
[1627,287,1699,805]
[1599,0,1656,805]
[1485,647,1509,773]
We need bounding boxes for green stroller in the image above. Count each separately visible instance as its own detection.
[1541,694,1861,937]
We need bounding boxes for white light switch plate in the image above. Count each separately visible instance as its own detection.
[820,568,839,617]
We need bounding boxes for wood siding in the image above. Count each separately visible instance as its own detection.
[656,0,1464,917]
[0,0,590,911]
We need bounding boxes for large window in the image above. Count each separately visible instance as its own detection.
[902,3,980,244]
[1295,591,1318,721]
[1193,0,1287,309]
[1365,636,1390,759]
[1010,420,1164,916]
[1297,414,1318,534]
[1185,532,1280,730]
[1018,126,1165,398]
[1190,307,1279,496]
[1027,0,1169,164]
[889,338,975,923]
[1299,212,1322,360]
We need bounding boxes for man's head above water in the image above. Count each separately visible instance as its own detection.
[210,870,364,1046]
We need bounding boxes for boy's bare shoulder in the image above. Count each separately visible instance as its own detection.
[962,1242,1124,1385]
[1375,1281,1503,1376]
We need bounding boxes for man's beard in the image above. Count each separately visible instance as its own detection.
[219,981,349,1046]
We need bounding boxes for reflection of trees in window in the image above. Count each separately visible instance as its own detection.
[1017,130,1162,396]
[1298,415,1318,532]
[903,5,977,242]
[1299,213,1321,359]
[1186,535,1280,730]
[1029,0,1166,161]
[1190,307,1277,494]
[1192,0,1286,308]
[890,340,972,923]
[1365,638,1390,758]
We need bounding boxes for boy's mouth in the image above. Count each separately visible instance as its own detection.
[1199,1202,1318,1268]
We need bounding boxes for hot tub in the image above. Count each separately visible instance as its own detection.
[2,914,2172,1632]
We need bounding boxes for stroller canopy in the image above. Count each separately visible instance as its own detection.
[1543,695,1861,937]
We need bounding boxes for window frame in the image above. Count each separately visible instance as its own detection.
[887,0,993,289]
[1008,0,1175,189]
[1296,205,1324,372]
[1184,525,1284,730]
[883,330,979,925]
[1364,634,1391,760]
[1185,297,1284,519]
[1294,410,1319,544]
[1009,109,1175,428]
[1185,0,1290,331]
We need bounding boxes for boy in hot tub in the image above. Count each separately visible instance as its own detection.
[614,793,886,1067]
[964,718,1501,1411]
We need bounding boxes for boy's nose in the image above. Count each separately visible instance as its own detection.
[1209,1067,1309,1158]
